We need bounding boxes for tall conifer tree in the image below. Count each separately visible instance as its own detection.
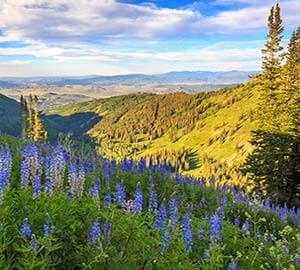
[243,4,300,207]
[32,95,47,143]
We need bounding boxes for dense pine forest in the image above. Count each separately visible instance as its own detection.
[0,2,299,269]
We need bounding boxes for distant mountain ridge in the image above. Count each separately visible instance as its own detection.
[0,70,258,88]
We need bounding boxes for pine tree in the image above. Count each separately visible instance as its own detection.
[32,95,47,143]
[259,3,284,130]
[242,4,300,207]
[25,94,47,143]
[26,94,35,140]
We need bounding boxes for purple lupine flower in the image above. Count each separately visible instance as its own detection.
[30,234,39,251]
[114,181,126,206]
[181,207,193,254]
[32,175,41,200]
[20,158,30,190]
[103,220,111,243]
[44,179,53,196]
[88,181,100,201]
[293,254,300,266]
[104,193,112,208]
[45,145,66,191]
[203,249,210,259]
[161,227,170,253]
[198,225,204,239]
[88,218,100,245]
[242,220,251,235]
[148,186,158,214]
[209,212,222,242]
[255,230,261,239]
[153,200,167,231]
[227,258,238,270]
[148,175,154,187]
[20,144,43,189]
[78,165,85,195]
[132,182,143,214]
[234,217,240,227]
[0,145,12,190]
[169,193,178,229]
[68,163,85,196]
[43,214,55,237]
[21,218,32,238]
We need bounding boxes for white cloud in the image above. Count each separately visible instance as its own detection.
[0,0,299,43]
[0,0,298,76]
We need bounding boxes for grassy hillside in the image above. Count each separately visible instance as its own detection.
[0,93,20,136]
[49,79,260,187]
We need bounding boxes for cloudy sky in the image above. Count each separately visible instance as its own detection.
[0,0,299,76]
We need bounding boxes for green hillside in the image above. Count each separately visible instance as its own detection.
[0,94,20,136]
[48,79,260,187]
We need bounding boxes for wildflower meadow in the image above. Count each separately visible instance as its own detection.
[0,135,299,269]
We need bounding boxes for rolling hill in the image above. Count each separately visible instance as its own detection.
[0,70,256,87]
[0,93,20,136]
[48,79,260,188]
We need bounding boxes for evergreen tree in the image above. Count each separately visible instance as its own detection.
[259,3,284,130]
[26,94,35,140]
[242,4,300,207]
[25,95,47,143]
[32,95,47,143]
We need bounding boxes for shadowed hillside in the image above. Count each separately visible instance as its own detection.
[0,94,20,136]
[0,93,99,141]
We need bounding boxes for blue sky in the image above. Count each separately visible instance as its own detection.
[0,0,299,76]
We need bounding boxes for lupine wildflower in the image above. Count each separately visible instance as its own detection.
[148,186,158,213]
[32,175,41,200]
[104,193,112,208]
[161,227,170,253]
[0,145,12,190]
[30,234,39,251]
[227,258,238,270]
[181,207,193,254]
[148,175,154,187]
[45,145,66,191]
[242,220,251,235]
[198,225,204,239]
[234,217,240,227]
[209,212,222,242]
[21,218,32,238]
[169,193,178,229]
[43,214,55,237]
[153,200,167,231]
[103,220,111,243]
[114,181,125,206]
[88,181,100,201]
[68,163,85,196]
[88,218,100,245]
[132,182,143,214]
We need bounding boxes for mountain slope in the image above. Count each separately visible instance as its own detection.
[49,80,260,187]
[0,93,20,136]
